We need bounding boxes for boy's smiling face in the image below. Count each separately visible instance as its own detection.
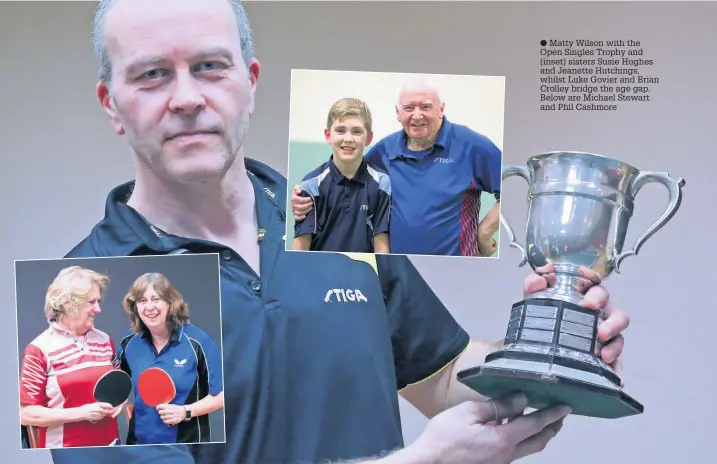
[324,116,373,165]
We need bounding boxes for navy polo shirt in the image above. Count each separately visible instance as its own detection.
[117,323,223,445]
[295,155,392,253]
[50,157,469,464]
[364,116,502,256]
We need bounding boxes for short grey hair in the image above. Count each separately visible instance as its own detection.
[396,78,443,106]
[91,0,255,84]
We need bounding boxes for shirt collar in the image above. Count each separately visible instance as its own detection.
[50,321,86,338]
[388,115,454,160]
[139,323,184,342]
[328,155,369,185]
[77,157,287,257]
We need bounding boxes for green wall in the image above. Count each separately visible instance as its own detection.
[285,141,500,256]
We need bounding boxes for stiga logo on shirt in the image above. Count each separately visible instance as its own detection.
[324,288,368,303]
[263,187,276,199]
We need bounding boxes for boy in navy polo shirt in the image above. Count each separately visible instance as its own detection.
[292,98,392,254]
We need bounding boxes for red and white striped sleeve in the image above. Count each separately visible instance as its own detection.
[19,343,49,406]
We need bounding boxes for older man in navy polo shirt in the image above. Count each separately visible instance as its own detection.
[292,81,502,257]
[48,0,632,463]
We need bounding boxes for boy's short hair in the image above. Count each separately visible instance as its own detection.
[326,98,373,133]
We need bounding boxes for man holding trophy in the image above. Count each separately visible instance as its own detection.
[45,0,686,461]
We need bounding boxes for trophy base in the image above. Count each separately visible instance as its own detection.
[457,297,644,419]
[457,356,643,419]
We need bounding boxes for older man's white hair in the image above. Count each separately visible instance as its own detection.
[396,78,444,107]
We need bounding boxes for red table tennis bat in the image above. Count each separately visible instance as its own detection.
[94,369,132,407]
[137,367,176,407]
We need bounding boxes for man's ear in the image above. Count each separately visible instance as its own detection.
[97,80,125,135]
[246,59,261,116]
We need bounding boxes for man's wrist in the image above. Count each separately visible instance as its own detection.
[374,444,435,464]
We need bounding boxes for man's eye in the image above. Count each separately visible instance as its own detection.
[193,62,226,72]
[141,69,169,80]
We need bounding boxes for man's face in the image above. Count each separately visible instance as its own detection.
[324,116,373,165]
[395,88,444,144]
[97,0,260,183]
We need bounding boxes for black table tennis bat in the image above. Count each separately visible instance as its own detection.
[94,369,132,407]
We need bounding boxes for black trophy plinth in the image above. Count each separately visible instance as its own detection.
[457,297,644,419]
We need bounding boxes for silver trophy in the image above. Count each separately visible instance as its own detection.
[458,151,685,419]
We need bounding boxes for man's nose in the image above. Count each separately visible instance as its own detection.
[168,71,206,115]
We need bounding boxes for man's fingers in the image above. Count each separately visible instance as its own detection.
[612,355,625,383]
[523,274,548,295]
[581,286,629,343]
[505,409,524,424]
[493,409,524,426]
[291,185,308,203]
[473,393,529,424]
[511,417,565,460]
[581,285,610,311]
[500,404,571,444]
[600,334,624,365]
[598,308,630,343]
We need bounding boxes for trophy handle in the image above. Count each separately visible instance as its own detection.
[500,165,531,267]
[613,172,686,273]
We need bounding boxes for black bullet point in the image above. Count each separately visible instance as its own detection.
[540,40,547,46]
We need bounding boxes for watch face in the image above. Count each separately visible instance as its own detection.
[185,410,191,420]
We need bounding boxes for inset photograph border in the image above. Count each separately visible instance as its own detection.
[15,253,226,450]
[285,69,505,259]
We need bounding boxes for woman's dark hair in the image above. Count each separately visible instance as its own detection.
[122,273,190,336]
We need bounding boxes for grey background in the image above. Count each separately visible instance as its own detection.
[1,1,715,463]
[15,253,226,445]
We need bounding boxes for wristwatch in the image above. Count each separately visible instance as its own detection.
[184,407,191,421]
